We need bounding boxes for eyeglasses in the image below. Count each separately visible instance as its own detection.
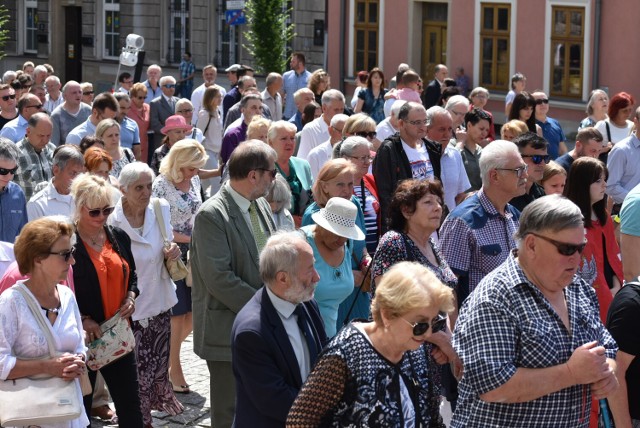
[26,104,43,110]
[1,94,16,101]
[123,80,133,84]
[256,168,278,178]
[163,84,177,89]
[535,98,550,105]
[331,126,344,133]
[348,155,372,163]
[86,206,115,218]
[495,164,528,178]
[83,91,94,95]
[355,131,377,139]
[401,314,447,336]
[529,233,587,256]
[49,247,76,262]
[521,154,551,165]
[177,109,194,114]
[0,166,18,175]
[406,119,428,126]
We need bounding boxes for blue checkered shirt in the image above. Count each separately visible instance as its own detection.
[451,252,617,428]
[440,189,520,294]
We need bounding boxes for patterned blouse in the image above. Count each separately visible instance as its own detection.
[110,147,135,179]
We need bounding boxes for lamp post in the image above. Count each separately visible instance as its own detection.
[114,34,145,91]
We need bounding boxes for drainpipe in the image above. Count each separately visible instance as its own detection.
[592,0,602,90]
[339,0,346,94]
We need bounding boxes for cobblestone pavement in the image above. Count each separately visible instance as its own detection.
[92,334,212,427]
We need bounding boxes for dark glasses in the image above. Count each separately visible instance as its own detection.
[83,91,94,95]
[0,166,18,175]
[163,84,177,89]
[355,131,377,139]
[402,314,447,336]
[530,233,587,256]
[256,168,278,178]
[535,98,550,105]
[1,94,16,101]
[27,104,43,110]
[86,206,115,218]
[522,154,551,165]
[49,247,76,262]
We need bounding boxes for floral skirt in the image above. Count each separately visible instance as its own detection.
[133,310,184,425]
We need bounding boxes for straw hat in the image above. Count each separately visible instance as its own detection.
[311,197,365,241]
[161,115,193,135]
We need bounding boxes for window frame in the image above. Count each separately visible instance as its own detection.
[353,0,380,74]
[549,5,585,99]
[348,0,385,78]
[168,0,191,65]
[478,2,511,91]
[103,0,121,60]
[25,0,38,54]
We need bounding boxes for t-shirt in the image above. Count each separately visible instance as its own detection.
[620,183,640,236]
[555,153,574,173]
[401,141,434,181]
[0,114,16,130]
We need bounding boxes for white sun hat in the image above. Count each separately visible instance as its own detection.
[311,197,365,241]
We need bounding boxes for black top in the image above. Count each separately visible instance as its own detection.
[509,182,546,213]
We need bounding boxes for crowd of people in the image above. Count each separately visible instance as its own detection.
[0,56,638,428]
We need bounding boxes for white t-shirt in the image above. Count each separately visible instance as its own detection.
[402,140,434,180]
[594,119,634,144]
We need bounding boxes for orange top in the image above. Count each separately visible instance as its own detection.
[85,239,130,319]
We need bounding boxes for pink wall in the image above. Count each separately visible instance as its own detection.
[381,0,409,75]
[326,0,343,88]
[448,1,475,81]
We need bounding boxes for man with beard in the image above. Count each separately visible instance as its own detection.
[190,65,226,124]
[191,140,278,428]
[231,232,328,428]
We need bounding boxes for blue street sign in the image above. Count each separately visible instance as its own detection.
[225,9,246,26]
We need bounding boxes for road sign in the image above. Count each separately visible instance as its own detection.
[226,0,245,9]
[225,9,246,26]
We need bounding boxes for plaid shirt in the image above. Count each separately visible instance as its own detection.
[179,59,195,86]
[451,252,617,428]
[13,138,55,200]
[440,189,520,295]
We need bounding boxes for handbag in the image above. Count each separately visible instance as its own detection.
[0,285,83,426]
[153,198,190,282]
[86,311,135,371]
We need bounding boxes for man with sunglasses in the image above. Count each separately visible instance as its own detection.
[149,75,180,140]
[0,84,17,130]
[509,132,549,212]
[532,91,568,159]
[451,195,618,428]
[0,93,44,143]
[50,81,92,146]
[0,138,27,243]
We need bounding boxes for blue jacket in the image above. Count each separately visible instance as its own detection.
[0,182,27,243]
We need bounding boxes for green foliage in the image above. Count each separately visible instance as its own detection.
[0,4,9,60]
[243,0,295,74]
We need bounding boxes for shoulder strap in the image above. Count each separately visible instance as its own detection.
[15,284,58,358]
[605,121,612,142]
[203,115,214,135]
[152,199,170,243]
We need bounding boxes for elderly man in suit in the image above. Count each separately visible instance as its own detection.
[149,75,180,145]
[231,231,327,428]
[191,140,278,428]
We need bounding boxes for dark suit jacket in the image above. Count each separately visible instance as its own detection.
[149,95,180,137]
[421,79,441,109]
[231,287,327,428]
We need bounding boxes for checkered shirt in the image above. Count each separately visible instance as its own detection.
[179,59,195,80]
[440,189,520,293]
[13,138,55,200]
[451,252,618,428]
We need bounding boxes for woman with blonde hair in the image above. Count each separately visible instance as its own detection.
[500,119,529,141]
[308,69,330,104]
[539,160,567,195]
[340,112,381,150]
[247,116,271,143]
[152,139,207,393]
[95,118,136,179]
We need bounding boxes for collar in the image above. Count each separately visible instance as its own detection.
[265,286,297,318]
[162,93,172,103]
[227,181,251,214]
[477,188,504,218]
[48,179,71,200]
[631,132,640,147]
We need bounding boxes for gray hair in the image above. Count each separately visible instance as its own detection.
[2,71,16,84]
[330,113,349,127]
[45,75,61,86]
[114,92,131,103]
[175,98,193,112]
[34,65,48,77]
[390,100,407,118]
[159,75,176,86]
[53,145,84,170]
[425,106,450,126]
[118,162,155,192]
[469,87,490,99]
[265,72,282,87]
[444,95,470,112]
[515,195,583,246]
[321,89,345,106]
[479,139,521,185]
[339,136,372,157]
[260,231,308,285]
[0,137,18,162]
[266,174,292,212]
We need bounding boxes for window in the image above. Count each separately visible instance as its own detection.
[169,0,190,64]
[104,0,120,59]
[550,6,584,98]
[479,3,510,90]
[354,0,378,72]
[25,0,38,53]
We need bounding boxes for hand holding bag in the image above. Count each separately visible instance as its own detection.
[153,198,189,282]
[86,311,135,371]
[0,284,83,426]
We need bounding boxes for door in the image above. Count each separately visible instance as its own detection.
[421,2,448,80]
[64,7,82,82]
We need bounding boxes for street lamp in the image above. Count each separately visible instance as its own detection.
[114,34,145,90]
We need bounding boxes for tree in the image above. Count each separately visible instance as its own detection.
[0,4,8,60]
[243,0,295,74]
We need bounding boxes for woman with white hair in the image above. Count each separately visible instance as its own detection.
[110,162,184,426]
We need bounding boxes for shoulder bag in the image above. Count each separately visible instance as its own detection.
[0,284,83,426]
[153,198,190,283]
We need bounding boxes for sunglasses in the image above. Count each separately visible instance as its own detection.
[402,314,447,336]
[1,94,16,101]
[256,168,278,178]
[355,131,377,139]
[49,247,76,262]
[0,166,18,175]
[535,98,550,105]
[522,154,551,165]
[86,206,115,218]
[27,104,43,109]
[530,233,587,256]
[83,91,94,95]
[163,84,177,89]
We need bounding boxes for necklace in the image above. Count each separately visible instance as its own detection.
[41,304,61,315]
[78,226,104,246]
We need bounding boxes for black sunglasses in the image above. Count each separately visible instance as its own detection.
[522,154,551,165]
[402,314,447,336]
[163,84,177,89]
[27,104,43,110]
[1,94,16,101]
[355,131,377,139]
[83,91,94,95]
[256,168,277,178]
[49,247,76,262]
[530,233,587,256]
[86,206,115,218]
[0,166,18,175]
[535,98,550,105]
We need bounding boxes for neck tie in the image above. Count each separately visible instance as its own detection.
[249,201,267,253]
[294,304,319,366]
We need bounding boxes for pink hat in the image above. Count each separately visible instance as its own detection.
[161,115,193,135]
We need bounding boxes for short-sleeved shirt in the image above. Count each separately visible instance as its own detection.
[13,139,55,200]
[536,117,566,159]
[620,182,640,237]
[118,116,141,150]
[282,69,312,120]
[555,152,574,173]
[459,144,482,191]
[0,115,28,143]
[451,252,617,427]
[26,179,74,221]
[402,140,433,181]
[65,117,97,146]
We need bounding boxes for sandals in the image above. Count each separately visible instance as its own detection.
[171,382,191,394]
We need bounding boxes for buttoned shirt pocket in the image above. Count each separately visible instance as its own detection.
[479,244,504,274]
[518,317,560,366]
